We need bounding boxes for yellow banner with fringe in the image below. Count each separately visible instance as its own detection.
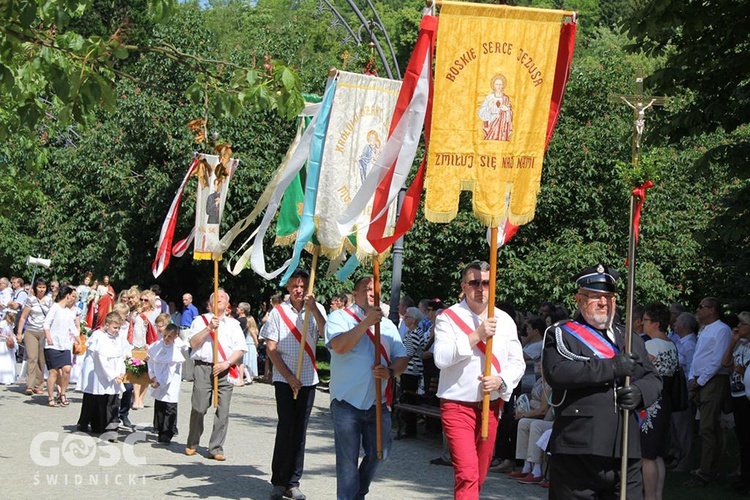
[426,2,567,227]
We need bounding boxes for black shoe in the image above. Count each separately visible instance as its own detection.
[430,457,452,466]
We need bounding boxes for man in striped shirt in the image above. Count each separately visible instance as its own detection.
[262,269,327,500]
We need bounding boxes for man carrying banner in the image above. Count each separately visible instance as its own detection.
[185,289,246,461]
[324,276,408,500]
[261,269,327,500]
[542,265,661,498]
[433,261,525,500]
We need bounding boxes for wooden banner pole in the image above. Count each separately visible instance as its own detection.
[481,226,499,439]
[373,259,384,459]
[293,247,319,400]
[212,258,220,408]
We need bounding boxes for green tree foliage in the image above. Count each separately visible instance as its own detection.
[2,0,747,314]
[626,0,750,305]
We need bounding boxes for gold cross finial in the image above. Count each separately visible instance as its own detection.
[340,50,351,71]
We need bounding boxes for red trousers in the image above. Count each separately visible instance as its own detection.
[441,400,501,500]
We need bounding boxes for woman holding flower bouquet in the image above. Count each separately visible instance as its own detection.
[77,312,127,435]
[130,290,159,409]
[43,285,80,407]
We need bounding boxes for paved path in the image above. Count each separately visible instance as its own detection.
[1,381,545,499]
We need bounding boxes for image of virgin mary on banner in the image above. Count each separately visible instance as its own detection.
[315,71,401,261]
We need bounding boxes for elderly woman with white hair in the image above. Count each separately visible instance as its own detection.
[398,306,426,438]
[721,311,750,493]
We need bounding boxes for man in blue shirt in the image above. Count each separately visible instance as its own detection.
[325,277,408,500]
[180,292,200,383]
[181,293,199,330]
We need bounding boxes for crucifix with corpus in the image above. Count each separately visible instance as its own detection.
[610,73,667,500]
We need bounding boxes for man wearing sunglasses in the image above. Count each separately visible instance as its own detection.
[542,264,661,499]
[433,260,525,499]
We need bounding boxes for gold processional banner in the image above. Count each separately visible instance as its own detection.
[426,3,567,226]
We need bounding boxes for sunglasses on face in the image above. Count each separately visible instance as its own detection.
[466,280,491,289]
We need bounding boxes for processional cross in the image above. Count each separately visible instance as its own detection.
[610,73,667,500]
[610,74,667,167]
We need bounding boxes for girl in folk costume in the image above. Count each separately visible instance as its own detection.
[0,311,18,384]
[130,290,159,409]
[76,312,126,434]
[147,323,187,444]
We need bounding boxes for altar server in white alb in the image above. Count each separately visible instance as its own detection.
[434,260,525,500]
[148,323,188,444]
[76,312,127,435]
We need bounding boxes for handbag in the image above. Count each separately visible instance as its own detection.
[5,337,14,349]
[669,365,689,412]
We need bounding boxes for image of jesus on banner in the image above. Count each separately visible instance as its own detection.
[477,73,513,141]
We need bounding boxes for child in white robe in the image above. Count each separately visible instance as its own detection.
[0,312,17,385]
[147,323,186,444]
[76,312,126,434]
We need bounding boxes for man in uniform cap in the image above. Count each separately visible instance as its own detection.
[542,264,661,499]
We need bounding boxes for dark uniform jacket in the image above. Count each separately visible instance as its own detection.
[542,318,661,458]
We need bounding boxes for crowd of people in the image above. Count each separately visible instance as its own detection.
[1,265,750,500]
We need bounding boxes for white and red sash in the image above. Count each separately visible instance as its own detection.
[140,313,158,345]
[275,304,318,371]
[200,315,240,379]
[442,308,501,374]
[342,307,393,406]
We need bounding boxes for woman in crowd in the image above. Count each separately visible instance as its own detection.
[237,302,259,386]
[640,303,679,500]
[259,294,283,382]
[131,289,158,409]
[43,285,80,407]
[16,278,53,395]
[722,311,750,494]
[0,311,18,384]
[399,307,426,438]
[507,363,553,484]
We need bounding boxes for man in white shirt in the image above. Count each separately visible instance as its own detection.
[687,297,732,484]
[262,269,327,500]
[9,277,28,312]
[433,261,525,499]
[185,289,247,461]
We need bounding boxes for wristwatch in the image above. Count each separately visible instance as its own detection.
[388,367,395,379]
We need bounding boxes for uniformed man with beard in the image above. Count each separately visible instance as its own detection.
[542,264,661,499]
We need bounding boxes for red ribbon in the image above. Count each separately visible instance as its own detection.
[632,180,654,245]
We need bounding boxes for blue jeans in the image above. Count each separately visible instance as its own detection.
[330,399,392,500]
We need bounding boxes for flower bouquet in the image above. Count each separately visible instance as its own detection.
[125,356,149,384]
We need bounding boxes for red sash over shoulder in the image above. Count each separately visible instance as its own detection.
[141,313,158,345]
[442,308,501,374]
[274,304,318,371]
[200,315,240,379]
[343,307,393,406]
